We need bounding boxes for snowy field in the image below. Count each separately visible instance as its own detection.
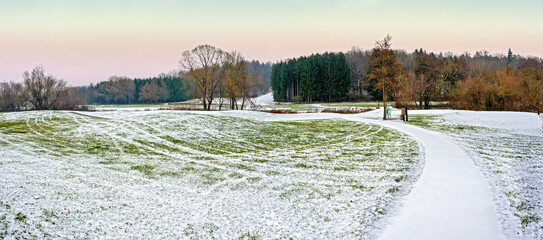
[404,110,543,239]
[2,106,542,239]
[0,110,422,239]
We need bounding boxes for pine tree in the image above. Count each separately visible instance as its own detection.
[507,48,513,65]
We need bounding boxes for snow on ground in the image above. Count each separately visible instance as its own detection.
[0,110,422,239]
[343,115,505,240]
[403,110,543,239]
[254,92,274,106]
[171,92,274,108]
[2,108,542,239]
[91,104,168,111]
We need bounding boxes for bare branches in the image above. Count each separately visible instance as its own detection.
[0,82,24,111]
[95,76,135,104]
[179,44,230,110]
[21,66,72,110]
[0,66,80,111]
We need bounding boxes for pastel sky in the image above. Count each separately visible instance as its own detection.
[1,0,542,85]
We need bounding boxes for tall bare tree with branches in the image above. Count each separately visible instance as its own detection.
[179,44,229,110]
[0,82,24,111]
[223,51,247,110]
[22,66,72,110]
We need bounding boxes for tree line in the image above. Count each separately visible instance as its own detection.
[77,75,188,105]
[0,47,272,112]
[0,66,80,111]
[77,57,271,107]
[271,36,543,114]
[271,52,351,102]
[2,41,541,113]
[393,48,543,113]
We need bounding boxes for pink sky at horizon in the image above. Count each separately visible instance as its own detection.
[1,0,542,86]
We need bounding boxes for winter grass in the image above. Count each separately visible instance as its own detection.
[406,112,543,239]
[0,111,422,239]
[259,102,393,113]
[88,104,169,109]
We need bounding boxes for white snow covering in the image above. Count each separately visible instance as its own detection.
[0,110,422,239]
[400,110,543,239]
[346,116,506,240]
[254,92,274,105]
[1,108,542,239]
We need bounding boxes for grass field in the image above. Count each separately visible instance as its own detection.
[0,110,422,239]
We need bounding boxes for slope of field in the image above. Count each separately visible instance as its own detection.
[0,110,422,239]
[405,110,543,239]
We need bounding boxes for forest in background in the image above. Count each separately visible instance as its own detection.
[78,59,272,106]
[272,41,543,112]
[1,40,542,113]
[271,52,351,102]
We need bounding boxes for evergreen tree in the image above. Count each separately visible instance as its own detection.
[271,52,351,102]
[507,48,513,65]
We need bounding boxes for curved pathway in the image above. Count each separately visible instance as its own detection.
[342,115,506,240]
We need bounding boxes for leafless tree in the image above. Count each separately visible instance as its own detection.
[95,81,115,103]
[240,65,264,110]
[95,76,135,104]
[138,81,170,103]
[0,81,24,111]
[22,66,70,110]
[223,51,246,110]
[179,44,230,110]
[345,46,370,94]
[110,76,135,104]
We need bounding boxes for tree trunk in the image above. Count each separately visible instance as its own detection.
[383,82,387,120]
[424,95,430,109]
[383,99,387,120]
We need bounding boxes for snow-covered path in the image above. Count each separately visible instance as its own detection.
[254,92,274,105]
[343,115,506,240]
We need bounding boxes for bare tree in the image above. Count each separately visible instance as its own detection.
[221,51,265,110]
[138,80,169,104]
[110,76,135,104]
[59,87,82,110]
[241,65,264,110]
[215,80,227,110]
[95,81,115,104]
[22,66,70,110]
[345,46,370,94]
[0,81,24,111]
[95,76,135,104]
[223,51,246,110]
[179,44,230,110]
